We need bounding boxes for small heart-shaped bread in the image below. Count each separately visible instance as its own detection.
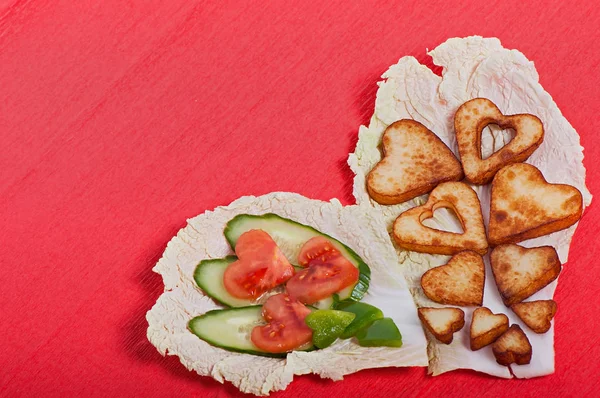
[454,98,544,185]
[511,300,557,334]
[488,163,583,246]
[490,244,561,306]
[418,307,465,344]
[492,324,532,366]
[393,182,488,255]
[421,251,484,306]
[367,120,464,204]
[470,307,509,351]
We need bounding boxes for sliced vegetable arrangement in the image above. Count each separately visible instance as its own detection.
[189,213,402,355]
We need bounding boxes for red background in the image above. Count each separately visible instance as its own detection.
[1,1,599,397]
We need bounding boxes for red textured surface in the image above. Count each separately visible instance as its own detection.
[1,1,599,397]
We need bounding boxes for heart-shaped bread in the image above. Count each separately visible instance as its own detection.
[420,251,484,306]
[393,182,488,255]
[470,307,509,351]
[418,307,465,345]
[492,324,532,366]
[510,300,557,334]
[490,244,561,306]
[367,120,464,204]
[454,98,544,185]
[488,163,583,246]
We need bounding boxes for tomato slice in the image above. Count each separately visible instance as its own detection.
[287,237,359,304]
[223,230,295,299]
[297,236,340,266]
[251,294,313,353]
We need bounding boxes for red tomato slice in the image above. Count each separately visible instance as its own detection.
[287,237,359,304]
[223,230,294,299]
[297,236,340,266]
[251,294,312,353]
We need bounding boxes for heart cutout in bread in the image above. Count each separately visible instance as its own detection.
[393,182,488,255]
[488,163,583,246]
[367,120,464,204]
[454,98,544,185]
[421,251,485,306]
[470,307,509,351]
[490,244,561,306]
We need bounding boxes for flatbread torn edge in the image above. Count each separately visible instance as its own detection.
[348,35,592,378]
[146,192,428,396]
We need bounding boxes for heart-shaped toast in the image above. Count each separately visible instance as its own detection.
[488,163,583,246]
[367,120,464,204]
[490,244,561,306]
[511,300,557,334]
[470,307,509,351]
[393,182,488,255]
[492,324,532,366]
[418,307,465,344]
[454,98,544,185]
[421,251,485,306]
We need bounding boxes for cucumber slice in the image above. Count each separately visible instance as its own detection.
[188,306,313,357]
[193,256,257,307]
[224,213,370,301]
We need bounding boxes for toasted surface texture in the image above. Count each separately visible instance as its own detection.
[421,251,484,306]
[393,182,488,255]
[492,325,532,366]
[490,244,561,306]
[348,36,592,378]
[455,98,544,185]
[418,307,465,344]
[470,307,509,351]
[511,300,557,334]
[366,120,463,204]
[489,163,583,246]
[146,192,428,395]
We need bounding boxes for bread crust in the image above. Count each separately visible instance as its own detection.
[454,98,544,185]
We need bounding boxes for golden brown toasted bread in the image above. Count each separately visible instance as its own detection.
[366,120,464,205]
[470,307,509,351]
[511,300,557,334]
[418,307,465,344]
[488,163,583,246]
[393,182,488,255]
[490,244,561,306]
[421,251,485,306]
[492,324,532,366]
[454,98,544,185]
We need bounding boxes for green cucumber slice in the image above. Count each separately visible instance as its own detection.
[305,310,356,348]
[335,301,384,339]
[193,256,258,307]
[188,306,313,357]
[356,317,403,347]
[224,213,370,302]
